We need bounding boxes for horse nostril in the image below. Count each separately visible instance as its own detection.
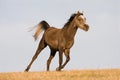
[84,24,89,31]
[86,26,89,31]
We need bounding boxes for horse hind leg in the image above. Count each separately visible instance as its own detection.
[24,37,47,72]
[47,48,56,71]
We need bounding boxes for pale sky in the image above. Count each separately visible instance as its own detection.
[0,0,120,72]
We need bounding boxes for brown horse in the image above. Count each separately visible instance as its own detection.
[25,11,89,72]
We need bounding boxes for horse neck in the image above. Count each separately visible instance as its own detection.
[62,22,78,40]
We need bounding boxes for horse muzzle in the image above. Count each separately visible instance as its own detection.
[83,24,89,31]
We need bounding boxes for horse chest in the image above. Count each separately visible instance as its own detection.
[58,38,74,49]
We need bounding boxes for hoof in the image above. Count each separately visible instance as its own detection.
[56,67,61,71]
[46,70,50,72]
[24,68,29,72]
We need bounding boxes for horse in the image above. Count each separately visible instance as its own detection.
[25,11,89,72]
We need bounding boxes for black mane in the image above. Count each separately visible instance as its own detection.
[63,13,77,28]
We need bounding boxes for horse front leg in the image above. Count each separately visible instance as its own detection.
[56,49,63,71]
[61,49,70,69]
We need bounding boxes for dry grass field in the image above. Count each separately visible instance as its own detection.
[0,69,120,80]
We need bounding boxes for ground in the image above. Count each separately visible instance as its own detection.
[0,69,120,80]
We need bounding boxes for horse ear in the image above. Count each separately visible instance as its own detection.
[81,11,84,15]
[77,11,80,15]
[77,11,83,16]
[76,11,80,17]
[82,11,84,14]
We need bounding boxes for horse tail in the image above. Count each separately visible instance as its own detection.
[33,20,50,40]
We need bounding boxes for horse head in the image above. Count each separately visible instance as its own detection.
[74,11,89,31]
